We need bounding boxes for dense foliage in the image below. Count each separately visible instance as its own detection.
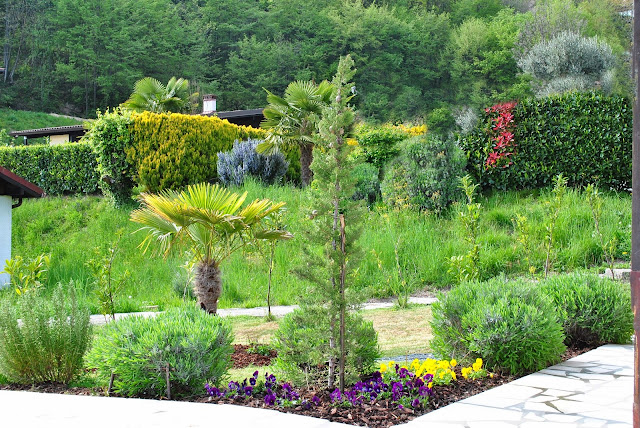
[0,142,98,194]
[217,139,289,187]
[541,274,633,347]
[1,0,630,121]
[86,306,234,397]
[128,112,265,192]
[430,277,566,375]
[462,92,632,191]
[0,285,91,384]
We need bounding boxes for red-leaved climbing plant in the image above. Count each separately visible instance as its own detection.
[484,101,517,169]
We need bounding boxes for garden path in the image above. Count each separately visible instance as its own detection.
[0,344,632,427]
[88,297,438,325]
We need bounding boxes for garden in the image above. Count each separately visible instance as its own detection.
[0,56,635,427]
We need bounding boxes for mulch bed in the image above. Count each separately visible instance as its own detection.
[231,344,277,369]
[0,345,594,427]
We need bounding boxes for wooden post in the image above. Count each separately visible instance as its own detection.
[165,363,171,400]
[108,372,115,395]
[632,2,640,426]
[339,214,346,392]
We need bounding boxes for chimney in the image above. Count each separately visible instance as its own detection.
[203,94,217,115]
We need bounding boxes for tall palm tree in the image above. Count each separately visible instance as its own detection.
[122,76,190,113]
[130,182,292,315]
[259,80,334,187]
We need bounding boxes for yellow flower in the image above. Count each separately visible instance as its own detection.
[450,359,457,368]
[428,382,433,388]
[490,373,494,378]
[388,360,395,369]
[461,367,472,379]
[380,363,388,373]
[472,358,483,372]
[410,359,420,371]
[451,371,457,381]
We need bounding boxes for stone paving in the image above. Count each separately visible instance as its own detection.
[403,344,633,427]
[0,344,632,427]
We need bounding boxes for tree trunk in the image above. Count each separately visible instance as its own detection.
[194,261,222,315]
[300,142,314,187]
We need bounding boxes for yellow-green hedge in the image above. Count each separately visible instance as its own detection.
[127,112,266,192]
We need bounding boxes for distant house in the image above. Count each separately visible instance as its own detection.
[8,96,265,145]
[200,94,265,128]
[9,125,86,145]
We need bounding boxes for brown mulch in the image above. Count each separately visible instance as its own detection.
[0,345,595,428]
[231,344,277,369]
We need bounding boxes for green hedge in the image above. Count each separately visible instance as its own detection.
[462,92,631,191]
[0,142,99,195]
[127,112,267,192]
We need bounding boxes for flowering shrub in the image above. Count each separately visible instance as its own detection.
[484,102,517,169]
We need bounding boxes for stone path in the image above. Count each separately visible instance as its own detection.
[0,344,632,427]
[403,344,633,427]
[89,297,438,325]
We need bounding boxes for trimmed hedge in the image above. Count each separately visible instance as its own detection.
[127,112,266,192]
[0,142,99,194]
[461,92,631,191]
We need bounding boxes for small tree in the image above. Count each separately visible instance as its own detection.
[122,76,193,113]
[131,182,292,315]
[294,55,374,391]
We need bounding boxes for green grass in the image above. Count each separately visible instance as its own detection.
[0,108,84,133]
[7,180,631,314]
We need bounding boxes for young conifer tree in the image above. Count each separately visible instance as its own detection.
[294,55,368,390]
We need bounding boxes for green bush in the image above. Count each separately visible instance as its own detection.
[352,162,380,205]
[355,123,408,179]
[541,273,633,347]
[83,108,136,206]
[462,92,631,191]
[86,305,233,397]
[426,107,456,137]
[272,306,380,386]
[0,142,98,195]
[0,284,92,384]
[431,277,565,375]
[382,135,465,213]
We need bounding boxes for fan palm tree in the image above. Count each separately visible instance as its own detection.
[259,80,334,187]
[130,182,292,315]
[122,76,190,113]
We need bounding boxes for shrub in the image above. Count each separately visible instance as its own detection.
[83,108,136,206]
[541,273,633,347]
[0,284,92,384]
[127,112,266,192]
[0,142,98,195]
[426,107,456,137]
[217,139,289,186]
[272,306,380,386]
[382,135,465,213]
[461,92,631,191]
[430,277,565,375]
[351,162,380,205]
[354,123,408,179]
[518,32,615,97]
[86,305,233,397]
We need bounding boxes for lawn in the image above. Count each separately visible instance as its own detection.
[7,179,631,314]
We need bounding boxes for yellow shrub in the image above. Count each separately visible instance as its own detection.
[127,112,266,192]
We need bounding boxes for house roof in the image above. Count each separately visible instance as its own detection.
[215,109,264,120]
[9,125,86,138]
[0,167,44,198]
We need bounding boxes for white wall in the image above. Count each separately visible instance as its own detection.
[0,196,10,287]
[50,134,70,145]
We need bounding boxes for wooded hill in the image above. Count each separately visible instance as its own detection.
[0,0,632,122]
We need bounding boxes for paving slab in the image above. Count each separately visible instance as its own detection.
[402,344,633,427]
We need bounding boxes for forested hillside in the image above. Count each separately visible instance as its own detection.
[0,0,631,122]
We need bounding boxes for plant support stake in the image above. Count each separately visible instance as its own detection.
[632,2,640,426]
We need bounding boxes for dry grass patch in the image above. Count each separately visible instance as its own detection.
[361,305,433,358]
[229,316,279,344]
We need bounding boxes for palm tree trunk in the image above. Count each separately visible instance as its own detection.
[194,261,222,315]
[300,142,314,187]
